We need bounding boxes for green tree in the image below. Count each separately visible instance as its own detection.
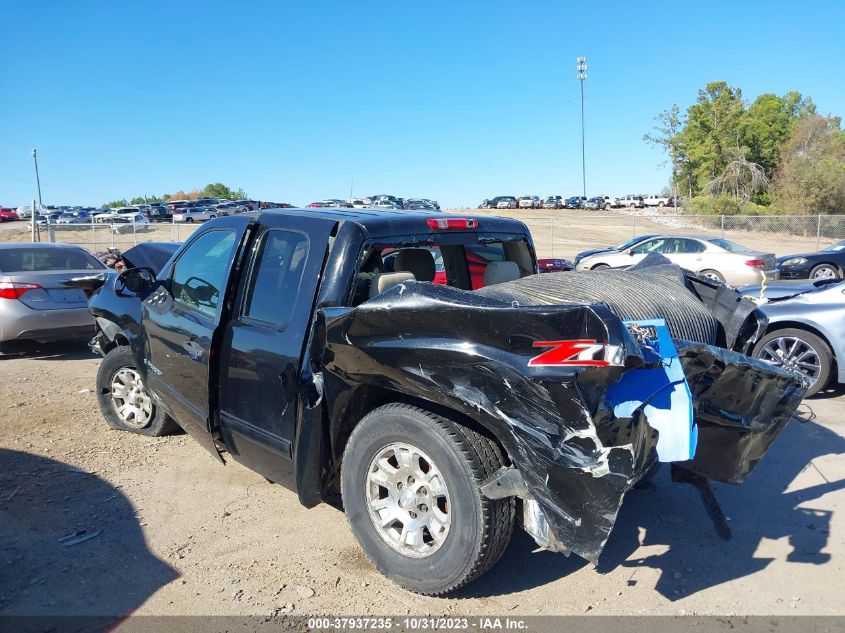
[772,114,845,214]
[201,182,248,200]
[104,199,129,208]
[741,92,815,178]
[680,81,746,194]
[643,104,695,197]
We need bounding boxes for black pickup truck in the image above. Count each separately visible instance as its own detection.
[80,208,805,595]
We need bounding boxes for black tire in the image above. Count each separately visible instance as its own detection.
[591,263,610,270]
[752,328,833,397]
[341,403,515,595]
[810,263,841,280]
[185,217,194,223]
[96,346,178,436]
[699,269,725,283]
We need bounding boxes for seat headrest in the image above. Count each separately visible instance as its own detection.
[394,248,436,282]
[369,272,416,299]
[483,261,521,286]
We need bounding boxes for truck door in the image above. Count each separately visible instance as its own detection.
[140,217,251,460]
[217,215,336,476]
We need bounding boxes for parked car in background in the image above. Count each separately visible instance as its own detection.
[740,279,845,397]
[542,196,563,209]
[56,210,92,224]
[0,208,19,222]
[537,257,574,273]
[15,206,34,219]
[576,235,778,287]
[0,242,106,350]
[776,241,845,281]
[172,206,217,223]
[111,214,151,234]
[564,196,586,209]
[479,196,514,209]
[372,200,404,210]
[145,202,171,222]
[574,234,660,267]
[584,196,612,210]
[349,199,369,209]
[496,196,518,209]
[518,195,541,209]
[642,194,671,208]
[619,195,645,208]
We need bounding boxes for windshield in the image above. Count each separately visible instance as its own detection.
[708,238,752,253]
[615,235,655,250]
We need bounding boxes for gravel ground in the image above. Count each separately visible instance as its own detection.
[1,340,844,624]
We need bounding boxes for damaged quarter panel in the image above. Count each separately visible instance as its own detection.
[320,281,660,563]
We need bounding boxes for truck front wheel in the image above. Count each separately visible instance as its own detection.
[341,403,515,595]
[96,346,178,436]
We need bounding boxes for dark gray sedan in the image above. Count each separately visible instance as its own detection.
[742,279,845,396]
[0,242,106,350]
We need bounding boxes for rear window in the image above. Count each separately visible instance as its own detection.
[0,247,104,272]
[708,238,751,253]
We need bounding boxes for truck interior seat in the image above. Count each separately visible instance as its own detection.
[483,261,521,286]
[369,272,416,299]
[393,249,436,282]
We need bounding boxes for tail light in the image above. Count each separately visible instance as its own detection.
[0,282,42,299]
[427,218,479,230]
[745,259,766,268]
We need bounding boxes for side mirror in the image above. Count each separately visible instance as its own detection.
[117,267,157,295]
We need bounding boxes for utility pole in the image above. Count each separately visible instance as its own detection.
[577,57,587,205]
[32,149,43,210]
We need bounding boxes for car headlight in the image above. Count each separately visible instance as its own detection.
[780,257,808,266]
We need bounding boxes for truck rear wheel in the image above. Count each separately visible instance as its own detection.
[341,403,514,595]
[96,346,178,436]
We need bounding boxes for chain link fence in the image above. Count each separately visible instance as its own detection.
[26,212,845,261]
[502,212,845,259]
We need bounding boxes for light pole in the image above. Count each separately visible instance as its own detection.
[576,57,587,205]
[32,148,43,210]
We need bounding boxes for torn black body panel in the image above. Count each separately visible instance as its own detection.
[674,340,806,483]
[320,279,804,563]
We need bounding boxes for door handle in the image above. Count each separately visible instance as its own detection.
[181,338,205,361]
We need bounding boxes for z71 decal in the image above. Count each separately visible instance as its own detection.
[528,339,611,367]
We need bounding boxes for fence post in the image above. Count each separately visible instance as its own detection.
[817,215,822,251]
[133,222,137,245]
[721,215,725,239]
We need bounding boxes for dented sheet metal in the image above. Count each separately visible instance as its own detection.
[320,279,804,563]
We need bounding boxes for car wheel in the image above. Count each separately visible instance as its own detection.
[658,201,665,207]
[341,403,515,595]
[810,264,840,280]
[186,217,194,223]
[591,263,610,270]
[209,214,216,220]
[752,328,832,397]
[96,346,179,436]
[699,269,725,283]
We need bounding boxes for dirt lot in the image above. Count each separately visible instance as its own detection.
[1,341,844,623]
[0,210,835,262]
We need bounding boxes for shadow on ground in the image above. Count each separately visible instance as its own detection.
[460,419,844,599]
[0,449,177,628]
[0,339,94,361]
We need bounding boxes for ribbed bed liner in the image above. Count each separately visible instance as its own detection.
[476,265,719,345]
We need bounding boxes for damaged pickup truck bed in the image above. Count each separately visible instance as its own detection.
[79,209,806,595]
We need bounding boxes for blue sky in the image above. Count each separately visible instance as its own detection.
[1,0,843,209]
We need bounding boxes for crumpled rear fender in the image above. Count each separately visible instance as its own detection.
[320,283,659,563]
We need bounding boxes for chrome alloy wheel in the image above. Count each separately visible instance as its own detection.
[758,336,822,386]
[365,442,451,558]
[110,368,153,429]
[811,265,838,280]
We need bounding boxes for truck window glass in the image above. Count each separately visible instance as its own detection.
[243,230,310,328]
[171,230,236,318]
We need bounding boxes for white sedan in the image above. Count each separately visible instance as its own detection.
[576,235,779,286]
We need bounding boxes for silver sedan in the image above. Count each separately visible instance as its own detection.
[0,242,107,350]
[576,234,778,287]
[744,279,845,397]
